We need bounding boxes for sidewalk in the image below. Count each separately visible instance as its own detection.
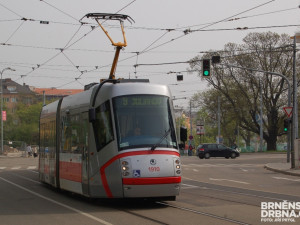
[0,152,25,157]
[264,163,300,177]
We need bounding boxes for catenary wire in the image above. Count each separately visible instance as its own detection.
[4,20,26,44]
[0,0,296,89]
[40,0,79,22]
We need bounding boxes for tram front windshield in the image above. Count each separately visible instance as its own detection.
[113,95,177,151]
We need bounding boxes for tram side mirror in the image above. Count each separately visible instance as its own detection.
[89,108,96,123]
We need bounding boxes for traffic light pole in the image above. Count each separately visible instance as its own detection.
[221,63,292,164]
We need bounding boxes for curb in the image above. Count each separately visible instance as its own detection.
[264,165,300,177]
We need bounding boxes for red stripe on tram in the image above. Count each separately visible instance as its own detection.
[122,176,181,185]
[100,150,180,198]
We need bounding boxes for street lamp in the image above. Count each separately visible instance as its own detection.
[0,67,15,155]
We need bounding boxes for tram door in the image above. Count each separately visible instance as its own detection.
[81,112,89,195]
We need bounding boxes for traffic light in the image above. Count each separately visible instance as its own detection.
[177,74,183,81]
[180,127,187,142]
[212,55,221,64]
[202,59,210,77]
[283,118,290,132]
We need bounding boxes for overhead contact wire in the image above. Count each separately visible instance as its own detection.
[0,2,23,18]
[4,20,26,43]
[132,0,277,57]
[40,0,79,22]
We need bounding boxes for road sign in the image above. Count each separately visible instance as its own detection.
[283,107,293,118]
[196,125,205,135]
[2,111,6,121]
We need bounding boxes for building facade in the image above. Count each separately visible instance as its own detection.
[33,87,84,102]
[1,78,84,113]
[1,78,36,113]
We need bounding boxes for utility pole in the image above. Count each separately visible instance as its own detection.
[43,90,46,106]
[189,100,192,135]
[292,34,299,139]
[217,96,221,144]
[259,79,263,151]
[0,68,15,155]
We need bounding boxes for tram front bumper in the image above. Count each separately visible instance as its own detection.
[122,177,181,198]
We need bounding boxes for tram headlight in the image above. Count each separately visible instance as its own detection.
[123,171,130,176]
[121,160,131,177]
[174,158,181,175]
[121,161,128,166]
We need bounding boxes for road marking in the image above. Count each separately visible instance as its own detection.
[11,166,21,170]
[192,169,199,172]
[181,183,199,189]
[13,173,40,184]
[183,176,294,201]
[0,176,113,225]
[0,167,6,170]
[273,176,300,182]
[27,166,37,170]
[209,178,250,185]
[240,168,248,172]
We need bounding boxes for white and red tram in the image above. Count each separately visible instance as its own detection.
[39,79,181,200]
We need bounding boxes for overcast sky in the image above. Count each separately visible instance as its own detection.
[0,0,299,108]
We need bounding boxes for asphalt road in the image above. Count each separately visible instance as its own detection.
[1,153,299,225]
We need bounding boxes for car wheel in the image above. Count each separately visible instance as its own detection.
[199,156,204,159]
[231,152,236,159]
[225,156,229,159]
[204,153,210,159]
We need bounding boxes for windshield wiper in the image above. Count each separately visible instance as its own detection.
[151,128,171,151]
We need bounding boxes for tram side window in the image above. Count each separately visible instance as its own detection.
[71,114,87,153]
[94,101,114,151]
[62,114,71,152]
[49,121,55,156]
[61,113,89,153]
[40,123,45,154]
[40,120,55,155]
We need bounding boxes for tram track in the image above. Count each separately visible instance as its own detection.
[155,179,300,225]
[182,178,300,204]
[111,199,251,225]
[156,201,251,225]
[5,167,300,225]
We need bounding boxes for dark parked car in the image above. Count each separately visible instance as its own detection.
[197,143,240,159]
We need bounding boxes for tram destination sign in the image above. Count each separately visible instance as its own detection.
[120,96,165,107]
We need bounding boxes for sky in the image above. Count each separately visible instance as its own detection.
[0,0,299,109]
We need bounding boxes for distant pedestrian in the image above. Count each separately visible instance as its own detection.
[33,146,38,158]
[26,145,32,157]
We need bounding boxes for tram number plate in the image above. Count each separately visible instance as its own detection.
[148,166,160,172]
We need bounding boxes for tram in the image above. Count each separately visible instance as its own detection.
[39,79,181,199]
[39,13,181,200]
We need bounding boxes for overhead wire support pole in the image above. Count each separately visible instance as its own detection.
[221,63,292,164]
[259,78,263,152]
[292,35,299,140]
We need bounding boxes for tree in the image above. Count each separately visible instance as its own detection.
[192,88,255,148]
[5,102,44,145]
[190,32,299,150]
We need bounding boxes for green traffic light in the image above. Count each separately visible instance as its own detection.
[284,127,288,132]
[204,70,209,76]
